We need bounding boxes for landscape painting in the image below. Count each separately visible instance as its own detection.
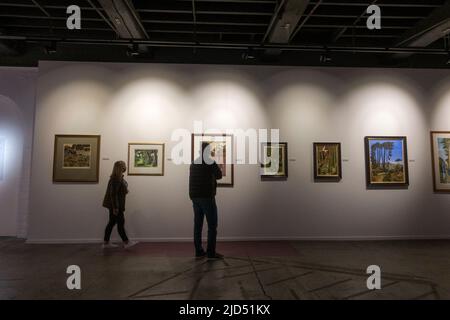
[135,149,158,168]
[260,142,288,178]
[313,142,341,181]
[430,131,450,192]
[128,143,164,176]
[53,135,100,183]
[63,144,91,168]
[192,134,234,186]
[365,136,408,187]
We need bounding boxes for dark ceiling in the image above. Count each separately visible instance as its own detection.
[0,0,449,68]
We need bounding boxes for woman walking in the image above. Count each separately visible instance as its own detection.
[102,160,138,249]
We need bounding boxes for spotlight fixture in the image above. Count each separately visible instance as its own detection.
[44,41,57,55]
[320,50,332,63]
[126,43,139,57]
[242,47,256,60]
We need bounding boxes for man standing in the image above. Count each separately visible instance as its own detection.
[189,142,223,260]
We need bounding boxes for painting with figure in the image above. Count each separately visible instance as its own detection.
[365,136,409,187]
[128,143,164,176]
[260,142,288,178]
[313,142,341,181]
[191,134,234,186]
[63,144,91,168]
[431,131,450,192]
[53,135,100,182]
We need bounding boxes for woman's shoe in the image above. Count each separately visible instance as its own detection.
[102,242,118,249]
[124,240,139,249]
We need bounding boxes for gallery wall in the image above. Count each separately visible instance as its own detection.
[0,67,37,237]
[27,61,450,242]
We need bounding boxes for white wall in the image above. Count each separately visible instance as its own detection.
[0,67,37,237]
[27,61,450,242]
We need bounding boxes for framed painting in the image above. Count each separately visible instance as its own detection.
[430,131,450,192]
[53,135,101,183]
[191,133,234,187]
[260,142,288,179]
[364,136,409,187]
[313,142,342,181]
[128,143,165,176]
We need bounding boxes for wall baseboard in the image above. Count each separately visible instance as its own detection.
[25,234,450,244]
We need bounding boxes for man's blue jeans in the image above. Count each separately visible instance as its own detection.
[192,198,218,257]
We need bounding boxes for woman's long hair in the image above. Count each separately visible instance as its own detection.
[110,161,126,179]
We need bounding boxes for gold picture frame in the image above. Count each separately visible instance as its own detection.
[53,134,101,183]
[127,142,165,176]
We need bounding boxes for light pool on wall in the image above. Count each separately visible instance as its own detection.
[0,138,5,181]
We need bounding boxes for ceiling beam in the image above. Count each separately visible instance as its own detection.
[394,0,450,56]
[30,0,51,17]
[0,28,18,55]
[309,2,440,8]
[331,0,378,43]
[192,0,198,43]
[289,0,320,42]
[3,35,447,55]
[266,0,310,44]
[97,0,149,39]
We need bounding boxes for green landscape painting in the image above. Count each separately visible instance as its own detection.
[134,149,158,168]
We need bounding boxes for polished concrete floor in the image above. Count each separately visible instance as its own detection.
[1,237,449,300]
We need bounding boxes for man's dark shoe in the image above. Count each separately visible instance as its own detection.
[207,253,224,261]
[195,252,207,260]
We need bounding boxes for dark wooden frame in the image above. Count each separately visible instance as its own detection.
[430,131,450,193]
[127,142,165,176]
[53,134,101,183]
[191,133,234,187]
[313,142,342,182]
[260,142,288,179]
[364,136,409,188]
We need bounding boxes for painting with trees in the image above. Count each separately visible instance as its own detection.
[365,136,408,187]
[430,131,450,192]
[313,142,342,181]
[128,143,165,176]
[63,144,91,168]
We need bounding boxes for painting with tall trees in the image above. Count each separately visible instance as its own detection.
[364,136,408,187]
[430,131,450,192]
[313,142,342,181]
